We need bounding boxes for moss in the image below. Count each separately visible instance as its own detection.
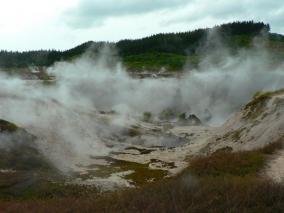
[83,158,167,187]
[122,161,167,186]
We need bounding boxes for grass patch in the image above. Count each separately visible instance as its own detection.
[189,139,283,178]
[82,158,167,186]
[189,150,265,177]
[122,161,167,186]
[123,52,198,72]
[2,172,284,212]
[0,175,98,200]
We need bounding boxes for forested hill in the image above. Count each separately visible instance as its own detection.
[0,21,283,72]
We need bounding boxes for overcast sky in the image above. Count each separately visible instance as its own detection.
[0,0,283,51]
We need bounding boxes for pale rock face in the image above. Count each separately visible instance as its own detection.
[206,90,284,153]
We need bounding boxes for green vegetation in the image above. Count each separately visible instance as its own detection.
[188,139,283,178]
[123,52,191,71]
[121,161,167,186]
[253,88,284,99]
[0,173,98,199]
[84,157,168,187]
[117,21,270,57]
[1,21,282,73]
[231,35,252,48]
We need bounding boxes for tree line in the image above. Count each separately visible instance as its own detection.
[0,21,272,68]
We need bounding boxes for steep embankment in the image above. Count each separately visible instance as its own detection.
[194,89,284,182]
[204,89,284,152]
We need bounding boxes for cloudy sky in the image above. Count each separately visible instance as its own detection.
[0,0,283,51]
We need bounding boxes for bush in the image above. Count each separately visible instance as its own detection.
[189,150,265,177]
[1,141,283,212]
[142,112,152,122]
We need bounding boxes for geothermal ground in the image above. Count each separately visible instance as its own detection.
[1,84,283,191]
[0,48,284,193]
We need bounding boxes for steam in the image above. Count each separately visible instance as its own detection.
[47,44,284,125]
[0,34,283,172]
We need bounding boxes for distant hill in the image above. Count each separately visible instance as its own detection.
[0,21,283,72]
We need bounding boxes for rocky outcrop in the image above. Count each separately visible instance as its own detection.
[178,113,202,126]
[204,89,284,153]
[0,119,52,171]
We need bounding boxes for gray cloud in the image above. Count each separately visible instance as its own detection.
[64,0,188,28]
[63,0,284,36]
[164,0,284,33]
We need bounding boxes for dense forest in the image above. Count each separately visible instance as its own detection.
[0,21,283,71]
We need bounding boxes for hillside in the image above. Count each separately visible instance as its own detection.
[1,21,284,73]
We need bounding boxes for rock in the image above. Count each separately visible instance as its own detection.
[178,113,202,126]
[0,119,18,133]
